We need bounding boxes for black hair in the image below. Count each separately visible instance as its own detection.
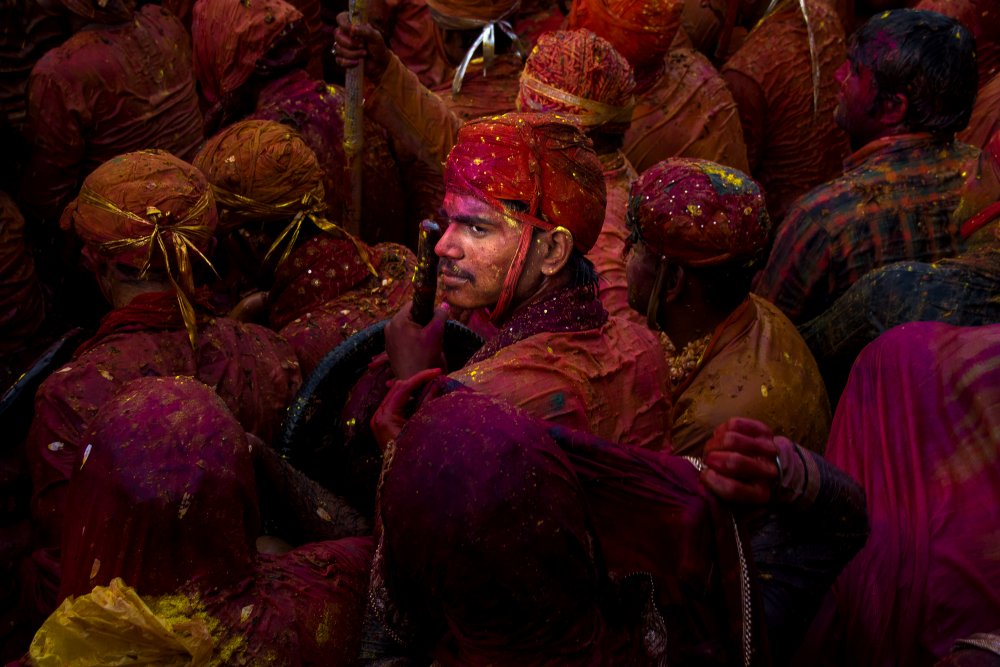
[850,9,977,137]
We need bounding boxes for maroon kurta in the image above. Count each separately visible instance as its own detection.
[22,5,203,223]
[279,242,416,375]
[27,293,302,547]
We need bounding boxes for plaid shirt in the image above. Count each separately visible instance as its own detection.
[754,133,980,322]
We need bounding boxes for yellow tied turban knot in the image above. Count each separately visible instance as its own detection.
[60,150,220,348]
[194,119,377,274]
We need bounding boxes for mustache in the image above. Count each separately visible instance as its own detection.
[438,259,475,283]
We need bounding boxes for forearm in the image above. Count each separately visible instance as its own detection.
[365,53,461,167]
[751,447,869,663]
[255,444,371,541]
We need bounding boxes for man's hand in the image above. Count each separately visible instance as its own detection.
[700,417,785,504]
[371,368,443,451]
[384,301,449,380]
[333,12,391,82]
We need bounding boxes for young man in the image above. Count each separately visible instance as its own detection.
[385,112,672,450]
[754,9,981,323]
[625,158,830,455]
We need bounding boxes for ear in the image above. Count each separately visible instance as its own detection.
[879,92,908,128]
[662,263,686,303]
[537,228,575,277]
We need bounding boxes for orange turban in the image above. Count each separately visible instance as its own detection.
[517,30,635,130]
[568,0,682,71]
[60,149,218,345]
[192,0,303,105]
[194,119,375,269]
[194,119,324,230]
[627,158,770,267]
[445,113,606,321]
[445,113,607,253]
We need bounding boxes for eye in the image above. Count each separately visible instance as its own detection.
[469,223,488,236]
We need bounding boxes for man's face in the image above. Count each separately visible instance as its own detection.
[625,239,661,315]
[833,57,882,147]
[435,192,526,310]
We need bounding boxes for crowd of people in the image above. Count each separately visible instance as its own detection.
[0,0,998,663]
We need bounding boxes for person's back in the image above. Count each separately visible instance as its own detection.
[625,47,750,175]
[799,321,1000,666]
[566,0,750,175]
[22,3,203,222]
[721,0,849,221]
[799,131,1000,400]
[754,9,981,322]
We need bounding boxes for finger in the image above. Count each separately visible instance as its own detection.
[425,302,450,333]
[701,469,771,504]
[705,431,779,459]
[385,367,442,410]
[704,450,778,482]
[715,417,774,439]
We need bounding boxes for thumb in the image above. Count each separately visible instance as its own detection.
[428,302,450,331]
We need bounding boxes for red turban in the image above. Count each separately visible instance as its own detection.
[60,149,218,345]
[445,113,606,253]
[567,0,682,71]
[192,0,303,105]
[627,158,771,267]
[517,30,635,130]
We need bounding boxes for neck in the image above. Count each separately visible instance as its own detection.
[111,279,174,310]
[499,272,573,326]
[655,286,730,348]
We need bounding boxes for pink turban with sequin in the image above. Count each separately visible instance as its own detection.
[627,158,771,266]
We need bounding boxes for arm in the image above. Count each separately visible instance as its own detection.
[753,210,833,323]
[749,448,868,666]
[334,14,462,168]
[22,67,87,225]
[700,418,869,666]
[253,440,371,541]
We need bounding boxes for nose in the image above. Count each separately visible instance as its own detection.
[435,223,462,259]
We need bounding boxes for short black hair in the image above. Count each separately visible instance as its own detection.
[850,9,977,137]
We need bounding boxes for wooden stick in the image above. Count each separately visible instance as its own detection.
[344,0,368,235]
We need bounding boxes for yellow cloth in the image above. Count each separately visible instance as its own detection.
[30,578,213,667]
[669,294,831,456]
